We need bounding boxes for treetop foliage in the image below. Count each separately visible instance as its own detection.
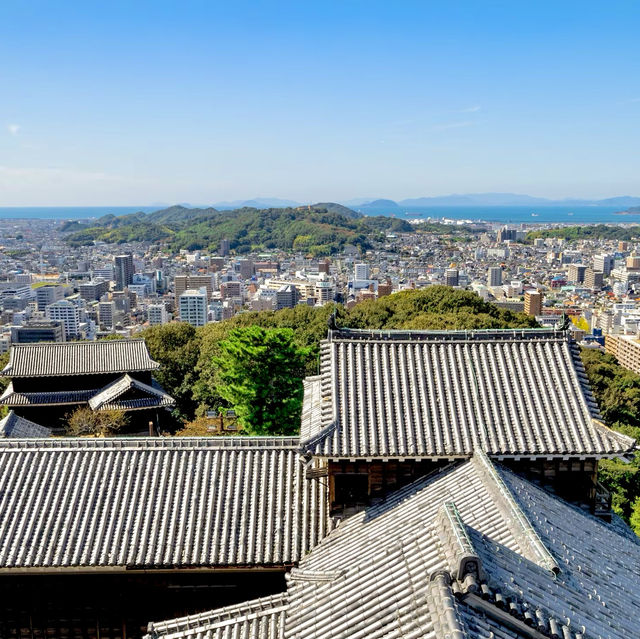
[214,326,310,435]
[526,224,640,242]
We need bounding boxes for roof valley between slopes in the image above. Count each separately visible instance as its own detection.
[301,327,636,459]
[148,451,640,639]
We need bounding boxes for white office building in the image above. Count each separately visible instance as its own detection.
[354,263,370,281]
[45,300,80,339]
[179,288,208,327]
[148,303,170,326]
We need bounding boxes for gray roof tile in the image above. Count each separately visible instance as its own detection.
[0,437,328,569]
[0,410,51,438]
[146,593,287,639]
[151,452,640,638]
[302,328,635,458]
[2,339,159,377]
[0,384,97,406]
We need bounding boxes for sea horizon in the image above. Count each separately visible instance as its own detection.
[0,204,637,225]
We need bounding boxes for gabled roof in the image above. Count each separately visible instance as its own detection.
[149,452,640,639]
[88,374,175,411]
[301,327,635,459]
[0,437,328,570]
[1,339,159,377]
[0,410,51,438]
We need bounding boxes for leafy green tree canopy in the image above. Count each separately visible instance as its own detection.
[214,326,311,435]
[138,323,201,421]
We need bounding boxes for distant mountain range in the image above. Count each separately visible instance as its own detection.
[352,193,640,209]
[177,193,640,211]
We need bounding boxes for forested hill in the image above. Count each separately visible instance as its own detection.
[62,204,408,255]
[526,224,640,241]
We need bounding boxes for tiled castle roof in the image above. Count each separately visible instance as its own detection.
[301,328,635,458]
[88,374,175,411]
[148,452,640,639]
[0,437,328,570]
[0,410,51,438]
[1,339,159,377]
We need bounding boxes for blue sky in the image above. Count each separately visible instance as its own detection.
[1,0,639,205]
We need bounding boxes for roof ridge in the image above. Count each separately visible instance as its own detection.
[9,338,148,351]
[326,327,567,343]
[286,567,345,583]
[473,450,560,575]
[426,571,467,639]
[436,502,485,588]
[0,436,303,450]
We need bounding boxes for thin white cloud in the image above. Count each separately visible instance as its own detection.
[7,124,20,136]
[433,121,473,131]
[458,105,481,113]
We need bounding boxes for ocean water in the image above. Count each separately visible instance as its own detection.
[0,204,636,225]
[0,206,159,220]
[360,205,636,225]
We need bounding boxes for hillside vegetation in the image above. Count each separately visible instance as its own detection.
[64,205,378,255]
[62,204,486,253]
[526,224,640,241]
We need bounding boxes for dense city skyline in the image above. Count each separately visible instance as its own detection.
[2,0,640,205]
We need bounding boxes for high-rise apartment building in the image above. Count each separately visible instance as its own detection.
[36,285,64,311]
[174,275,215,300]
[148,303,170,326]
[497,226,517,243]
[179,288,208,327]
[114,254,134,291]
[45,300,80,340]
[585,269,604,290]
[220,281,242,300]
[605,334,640,375]
[219,239,230,256]
[237,259,254,280]
[567,264,587,284]
[524,290,543,316]
[354,263,370,281]
[593,253,614,276]
[314,280,335,305]
[487,266,503,287]
[445,268,459,287]
[98,301,116,329]
[275,285,299,310]
[626,256,640,271]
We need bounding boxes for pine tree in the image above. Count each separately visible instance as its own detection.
[214,326,311,435]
